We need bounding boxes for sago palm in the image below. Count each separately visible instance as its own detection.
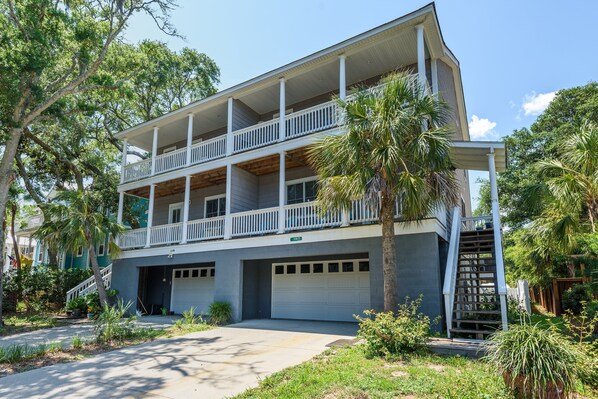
[35,190,124,306]
[308,72,460,312]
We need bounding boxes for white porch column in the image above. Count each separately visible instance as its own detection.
[339,54,347,100]
[431,58,438,94]
[488,151,508,331]
[117,191,124,224]
[278,151,286,233]
[186,113,194,166]
[120,138,128,183]
[415,24,427,90]
[150,127,159,175]
[224,164,233,239]
[226,97,234,156]
[279,78,286,141]
[145,184,155,248]
[181,175,191,244]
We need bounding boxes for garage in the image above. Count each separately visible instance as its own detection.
[271,259,370,322]
[170,266,215,314]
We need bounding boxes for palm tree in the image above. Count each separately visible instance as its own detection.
[308,72,460,312]
[35,190,124,306]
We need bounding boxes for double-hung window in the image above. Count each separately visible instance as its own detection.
[286,178,318,205]
[205,195,226,218]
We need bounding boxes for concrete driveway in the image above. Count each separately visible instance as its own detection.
[0,319,357,399]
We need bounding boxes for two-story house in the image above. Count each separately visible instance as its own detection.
[109,3,508,336]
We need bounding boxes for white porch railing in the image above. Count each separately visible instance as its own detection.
[155,147,187,174]
[120,228,147,249]
[191,135,227,165]
[231,207,279,237]
[285,101,338,139]
[187,217,225,242]
[233,119,280,153]
[150,222,183,245]
[349,199,379,223]
[66,264,112,303]
[123,159,151,182]
[442,207,462,338]
[461,215,493,231]
[284,202,342,231]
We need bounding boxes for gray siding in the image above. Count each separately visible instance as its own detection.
[231,166,258,212]
[437,59,460,138]
[232,99,260,131]
[257,166,315,208]
[151,184,226,225]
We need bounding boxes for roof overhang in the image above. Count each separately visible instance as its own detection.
[451,141,507,172]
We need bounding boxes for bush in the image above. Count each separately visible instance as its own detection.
[94,300,137,343]
[562,284,593,315]
[355,296,431,359]
[485,323,578,398]
[84,289,118,314]
[577,343,598,388]
[72,335,83,350]
[182,307,203,325]
[208,301,232,325]
[66,296,87,313]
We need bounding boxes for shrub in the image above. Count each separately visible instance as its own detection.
[562,284,593,315]
[182,306,203,325]
[355,296,431,358]
[66,296,87,313]
[84,289,119,314]
[72,335,83,350]
[485,323,578,398]
[208,301,232,325]
[94,300,137,343]
[576,343,598,388]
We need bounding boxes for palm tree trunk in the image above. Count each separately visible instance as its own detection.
[86,234,108,307]
[381,191,398,312]
[10,203,21,270]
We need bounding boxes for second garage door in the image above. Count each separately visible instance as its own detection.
[170,267,215,315]
[271,259,370,322]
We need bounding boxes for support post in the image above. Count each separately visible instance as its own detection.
[279,78,286,141]
[151,127,159,175]
[415,24,427,90]
[145,184,155,248]
[120,138,127,183]
[431,58,438,94]
[224,164,232,239]
[488,151,508,331]
[278,151,286,233]
[186,113,194,166]
[226,97,234,156]
[181,175,191,244]
[339,54,347,100]
[117,191,124,224]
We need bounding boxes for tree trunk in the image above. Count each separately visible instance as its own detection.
[0,127,24,326]
[381,189,398,312]
[86,234,108,307]
[10,203,21,270]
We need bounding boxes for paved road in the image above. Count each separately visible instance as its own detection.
[0,315,180,349]
[0,319,357,399]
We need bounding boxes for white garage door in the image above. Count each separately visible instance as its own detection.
[271,259,370,322]
[170,267,215,315]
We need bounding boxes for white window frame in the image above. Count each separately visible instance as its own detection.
[204,194,226,219]
[162,146,177,154]
[97,243,105,256]
[285,176,318,205]
[168,202,184,224]
[38,245,44,262]
[76,245,83,257]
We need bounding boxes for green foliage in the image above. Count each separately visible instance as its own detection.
[208,301,232,325]
[562,301,598,343]
[66,297,87,313]
[182,307,203,325]
[84,289,118,314]
[576,343,598,389]
[0,342,61,364]
[355,296,431,359]
[562,284,593,315]
[72,335,83,350]
[485,323,578,398]
[94,300,137,343]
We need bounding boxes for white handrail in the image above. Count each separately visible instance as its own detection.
[191,135,227,165]
[154,147,187,174]
[150,222,183,245]
[285,101,338,139]
[123,159,151,182]
[442,207,462,338]
[187,217,225,241]
[231,207,279,237]
[284,202,342,231]
[233,118,280,153]
[66,264,112,303]
[120,228,147,249]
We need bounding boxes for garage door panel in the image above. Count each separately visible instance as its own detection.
[171,267,214,315]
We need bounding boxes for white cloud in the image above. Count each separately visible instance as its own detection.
[522,91,556,116]
[468,115,497,140]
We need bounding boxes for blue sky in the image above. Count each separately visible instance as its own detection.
[126,0,598,209]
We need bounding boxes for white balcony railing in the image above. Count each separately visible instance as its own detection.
[233,118,280,153]
[284,202,342,231]
[191,136,227,165]
[231,207,279,237]
[150,222,183,245]
[123,159,151,182]
[120,228,147,249]
[285,100,338,139]
[187,217,225,242]
[349,199,379,224]
[155,147,187,175]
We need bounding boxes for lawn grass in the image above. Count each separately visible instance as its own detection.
[0,314,68,336]
[235,345,512,399]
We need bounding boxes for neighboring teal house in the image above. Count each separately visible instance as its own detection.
[32,235,112,270]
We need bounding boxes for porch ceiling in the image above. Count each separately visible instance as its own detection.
[236,147,310,176]
[126,167,227,199]
[450,141,507,172]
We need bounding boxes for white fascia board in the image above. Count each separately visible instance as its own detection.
[115,4,437,141]
[118,218,447,260]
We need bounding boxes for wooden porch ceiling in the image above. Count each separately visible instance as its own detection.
[126,167,227,199]
[236,147,311,176]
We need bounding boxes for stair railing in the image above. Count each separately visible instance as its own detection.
[66,264,112,303]
[442,207,462,338]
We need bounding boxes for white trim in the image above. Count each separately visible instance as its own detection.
[192,138,203,145]
[162,146,177,154]
[204,194,226,219]
[285,176,318,204]
[76,245,83,257]
[168,202,184,224]
[97,243,105,257]
[273,108,293,119]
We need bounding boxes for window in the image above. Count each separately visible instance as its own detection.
[175,270,181,278]
[200,269,207,277]
[287,265,296,274]
[286,178,318,205]
[359,261,370,272]
[328,262,339,273]
[192,269,199,278]
[313,263,323,273]
[182,270,189,278]
[300,264,310,274]
[275,265,284,275]
[169,202,183,224]
[97,244,105,256]
[342,262,354,272]
[205,195,226,218]
[210,268,215,277]
[76,246,83,257]
[38,246,44,262]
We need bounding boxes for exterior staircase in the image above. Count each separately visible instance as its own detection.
[66,264,112,303]
[443,208,507,339]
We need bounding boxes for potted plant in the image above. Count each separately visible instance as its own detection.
[161,307,168,316]
[485,323,578,398]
